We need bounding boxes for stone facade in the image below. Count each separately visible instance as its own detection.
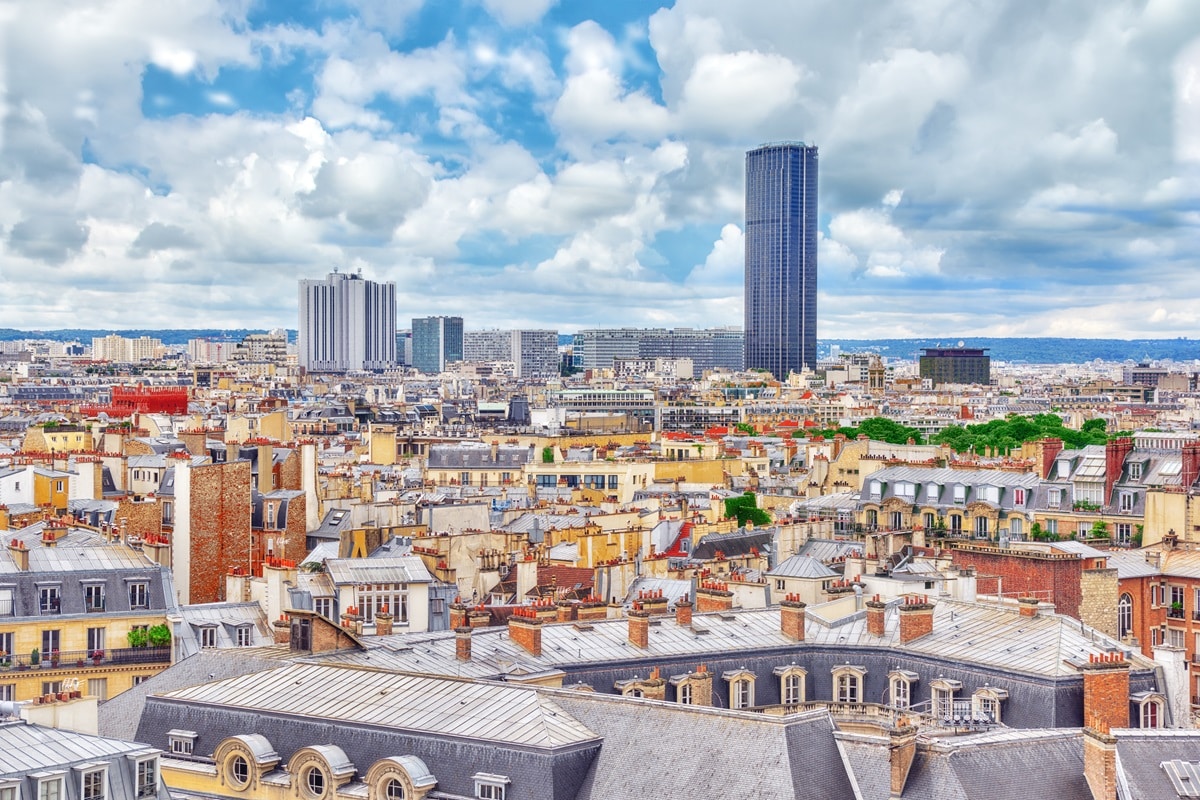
[1080,567,1119,639]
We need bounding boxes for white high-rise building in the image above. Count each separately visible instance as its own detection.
[299,270,396,372]
[463,329,558,378]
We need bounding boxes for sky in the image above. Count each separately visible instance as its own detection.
[1,0,1198,338]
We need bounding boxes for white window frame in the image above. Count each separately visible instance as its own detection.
[473,774,510,800]
[168,730,197,756]
[200,627,217,649]
[1012,488,1026,506]
[1048,489,1061,509]
[0,587,13,616]
[134,758,158,800]
[1140,698,1163,729]
[678,682,692,705]
[84,584,106,612]
[128,582,149,610]
[236,626,252,647]
[0,782,18,800]
[832,666,866,704]
[38,775,65,800]
[1119,492,1134,512]
[1118,593,1133,639]
[80,766,108,800]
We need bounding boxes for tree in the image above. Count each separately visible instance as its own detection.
[724,492,771,527]
[148,624,172,647]
[1090,520,1110,539]
[735,422,756,435]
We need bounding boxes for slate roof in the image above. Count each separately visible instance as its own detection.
[157,663,600,748]
[427,442,534,470]
[0,521,159,573]
[1114,728,1200,799]
[1161,550,1200,580]
[691,527,773,559]
[550,693,855,800]
[178,601,276,656]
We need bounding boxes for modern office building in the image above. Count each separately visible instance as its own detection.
[411,316,464,374]
[744,141,818,378]
[298,270,396,372]
[575,328,743,373]
[918,347,991,387]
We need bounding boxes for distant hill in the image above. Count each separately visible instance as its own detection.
[0,329,297,345]
[823,338,1200,364]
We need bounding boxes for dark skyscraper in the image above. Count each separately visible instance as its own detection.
[744,142,818,378]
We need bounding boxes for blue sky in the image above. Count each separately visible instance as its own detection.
[1,0,1199,337]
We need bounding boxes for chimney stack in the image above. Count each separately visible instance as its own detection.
[690,663,713,706]
[1183,442,1200,491]
[1104,438,1134,502]
[556,599,577,623]
[468,608,491,628]
[576,595,608,621]
[272,615,290,644]
[374,606,394,636]
[1082,652,1130,736]
[898,595,935,643]
[449,600,469,630]
[1018,596,1040,618]
[7,539,28,571]
[508,607,543,657]
[628,605,651,648]
[889,722,920,798]
[637,589,669,616]
[1039,437,1064,479]
[675,595,693,627]
[455,627,472,661]
[696,580,734,613]
[780,595,807,641]
[866,594,887,637]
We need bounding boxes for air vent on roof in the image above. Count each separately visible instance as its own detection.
[573,623,594,632]
[717,613,737,621]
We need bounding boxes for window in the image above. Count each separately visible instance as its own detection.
[1048,489,1062,509]
[87,627,105,655]
[833,667,865,703]
[972,688,1008,723]
[0,632,11,659]
[0,587,12,616]
[40,586,61,614]
[82,769,106,800]
[0,785,15,800]
[314,598,334,619]
[732,679,754,709]
[42,681,63,695]
[55,480,64,493]
[1116,523,1132,545]
[607,475,618,490]
[230,754,249,786]
[1129,462,1143,481]
[925,483,940,502]
[39,777,63,800]
[1118,594,1133,639]
[1012,488,1026,506]
[385,779,406,800]
[949,515,962,534]
[923,512,935,530]
[133,675,151,686]
[1010,518,1023,537]
[1140,698,1163,729]
[931,679,962,718]
[473,775,509,800]
[87,679,108,701]
[1046,518,1058,536]
[1152,584,1162,608]
[304,767,326,799]
[200,627,217,648]
[869,480,882,498]
[774,579,786,591]
[42,629,60,654]
[1169,628,1186,648]
[1119,492,1135,512]
[459,472,471,486]
[678,682,692,705]
[129,583,148,609]
[135,759,157,799]
[782,673,804,705]
[291,618,312,652]
[953,485,966,504]
[889,511,903,529]
[0,684,13,702]
[85,584,106,612]
[236,626,252,647]
[974,517,990,538]
[1171,586,1185,618]
[889,671,917,709]
[356,584,409,623]
[1077,521,1092,538]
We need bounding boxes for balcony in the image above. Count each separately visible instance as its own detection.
[0,646,170,672]
[1168,606,1186,620]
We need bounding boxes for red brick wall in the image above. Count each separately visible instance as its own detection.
[1082,659,1130,733]
[952,549,1083,619]
[278,449,303,491]
[628,611,650,648]
[508,618,542,656]
[899,607,933,642]
[114,497,161,540]
[188,461,252,604]
[696,588,733,613]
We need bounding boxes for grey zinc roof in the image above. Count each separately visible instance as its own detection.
[1106,551,1161,580]
[158,664,599,748]
[325,554,432,585]
[1162,550,1200,580]
[798,538,864,563]
[1114,729,1200,800]
[549,693,855,800]
[313,597,1150,681]
[0,522,159,573]
[769,554,839,579]
[0,720,160,776]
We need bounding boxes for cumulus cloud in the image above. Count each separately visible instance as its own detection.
[128,222,200,257]
[480,0,558,28]
[8,216,90,265]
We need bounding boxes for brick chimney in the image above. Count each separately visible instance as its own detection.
[272,615,290,645]
[1081,652,1129,800]
[637,589,669,616]
[508,607,543,657]
[1183,442,1200,491]
[468,608,491,628]
[866,594,887,636]
[556,600,577,623]
[449,600,469,630]
[374,606,394,636]
[780,595,807,641]
[577,596,608,621]
[690,663,713,706]
[696,580,733,613]
[1104,438,1133,502]
[7,539,28,571]
[641,667,666,700]
[1039,437,1064,479]
[898,595,935,643]
[532,598,558,623]
[455,627,472,661]
[1018,596,1040,618]
[42,521,68,547]
[889,722,919,798]
[628,605,651,648]
[675,595,693,627]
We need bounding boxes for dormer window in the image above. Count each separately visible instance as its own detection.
[473,774,509,800]
[1134,692,1166,728]
[888,670,919,710]
[1119,492,1135,513]
[953,485,966,504]
[1129,462,1143,481]
[869,480,882,498]
[925,483,940,502]
[972,687,1009,723]
[1048,489,1062,509]
[832,665,867,704]
[1012,488,1026,506]
[774,665,807,705]
[1057,459,1071,479]
[723,669,756,709]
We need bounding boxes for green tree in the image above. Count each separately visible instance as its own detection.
[148,624,172,647]
[724,492,771,527]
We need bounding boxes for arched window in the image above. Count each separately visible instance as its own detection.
[972,687,1008,724]
[773,665,806,706]
[832,665,866,704]
[723,669,756,709]
[930,678,963,719]
[678,682,692,705]
[1133,692,1166,729]
[385,779,406,800]
[888,670,918,710]
[866,509,878,526]
[1118,593,1133,639]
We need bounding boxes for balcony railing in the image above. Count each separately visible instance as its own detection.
[750,699,993,730]
[1168,607,1186,620]
[0,646,170,672]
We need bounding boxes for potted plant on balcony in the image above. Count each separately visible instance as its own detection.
[92,649,104,665]
[0,650,8,668]
[30,648,40,668]
[50,648,60,667]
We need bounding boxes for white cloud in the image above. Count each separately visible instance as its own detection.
[676,50,803,136]
[480,0,558,28]
[827,193,944,279]
[685,223,742,286]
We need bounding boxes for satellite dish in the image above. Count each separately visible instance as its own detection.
[957,340,965,348]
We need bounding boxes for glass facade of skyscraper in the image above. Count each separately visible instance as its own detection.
[744,142,818,378]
